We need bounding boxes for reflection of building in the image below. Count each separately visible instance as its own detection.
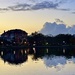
[1,29,28,45]
[0,49,28,65]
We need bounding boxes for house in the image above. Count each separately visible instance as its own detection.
[1,29,28,45]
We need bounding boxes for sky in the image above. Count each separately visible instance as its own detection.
[0,0,75,35]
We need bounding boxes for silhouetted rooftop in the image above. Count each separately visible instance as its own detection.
[1,29,27,36]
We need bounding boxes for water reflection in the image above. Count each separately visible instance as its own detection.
[0,49,28,65]
[0,47,75,66]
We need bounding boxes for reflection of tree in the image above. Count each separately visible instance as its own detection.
[31,47,75,60]
[32,48,46,60]
[0,48,75,66]
[30,47,75,69]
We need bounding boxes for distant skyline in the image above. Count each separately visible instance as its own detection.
[0,0,75,35]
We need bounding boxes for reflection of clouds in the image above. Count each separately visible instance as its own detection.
[43,56,75,71]
[43,56,66,67]
[42,56,67,71]
[67,57,75,63]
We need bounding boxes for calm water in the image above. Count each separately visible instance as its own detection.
[0,47,75,75]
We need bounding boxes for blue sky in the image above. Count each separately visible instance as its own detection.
[0,0,75,12]
[0,0,75,34]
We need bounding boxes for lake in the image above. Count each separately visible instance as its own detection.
[0,47,75,75]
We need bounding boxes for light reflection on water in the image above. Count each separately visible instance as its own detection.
[0,47,75,75]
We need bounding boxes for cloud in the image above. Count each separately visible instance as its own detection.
[28,0,69,4]
[57,8,70,11]
[8,3,31,11]
[31,1,59,10]
[40,21,75,35]
[8,1,59,11]
[55,19,64,23]
[0,0,71,12]
[28,0,39,3]
[0,8,9,11]
[72,12,75,14]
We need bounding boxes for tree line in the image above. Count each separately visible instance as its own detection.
[0,32,75,46]
[28,32,75,46]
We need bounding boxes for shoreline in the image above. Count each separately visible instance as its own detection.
[0,45,75,49]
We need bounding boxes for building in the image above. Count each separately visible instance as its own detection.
[1,29,28,45]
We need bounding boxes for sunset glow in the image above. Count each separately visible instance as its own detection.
[0,0,75,35]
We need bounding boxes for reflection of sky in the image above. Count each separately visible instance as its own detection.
[1,47,75,75]
[43,56,75,68]
[43,56,67,67]
[1,56,75,75]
